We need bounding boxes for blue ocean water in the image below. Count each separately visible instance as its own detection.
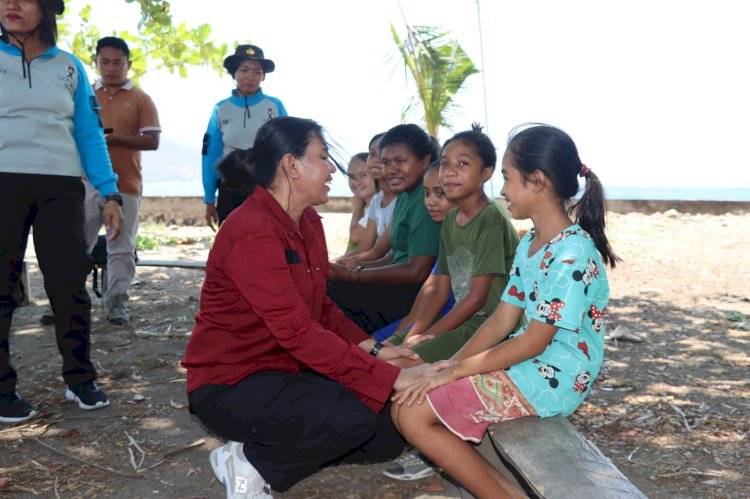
[602,187,750,202]
[143,180,750,202]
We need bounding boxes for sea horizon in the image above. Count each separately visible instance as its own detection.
[141,181,750,202]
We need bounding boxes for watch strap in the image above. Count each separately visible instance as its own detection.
[369,341,384,357]
[104,192,123,206]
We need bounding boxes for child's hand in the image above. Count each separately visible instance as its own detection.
[379,345,420,364]
[392,362,460,406]
[351,195,366,210]
[425,359,455,374]
[393,363,431,391]
[328,262,352,281]
[403,334,433,348]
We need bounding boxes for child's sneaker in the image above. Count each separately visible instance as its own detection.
[65,381,110,410]
[382,448,438,480]
[210,441,272,499]
[0,391,38,424]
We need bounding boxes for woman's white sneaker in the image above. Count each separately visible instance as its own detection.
[209,441,272,498]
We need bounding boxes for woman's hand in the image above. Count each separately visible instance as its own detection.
[328,262,353,281]
[378,345,420,364]
[205,203,218,232]
[392,360,460,406]
[335,257,359,270]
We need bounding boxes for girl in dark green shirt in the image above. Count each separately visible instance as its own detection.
[328,124,440,332]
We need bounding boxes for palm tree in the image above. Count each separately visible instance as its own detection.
[391,23,479,137]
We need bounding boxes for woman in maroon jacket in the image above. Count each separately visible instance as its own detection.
[183,117,421,498]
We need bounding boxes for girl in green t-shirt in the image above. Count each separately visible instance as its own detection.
[386,125,519,367]
[328,124,441,332]
[382,124,520,481]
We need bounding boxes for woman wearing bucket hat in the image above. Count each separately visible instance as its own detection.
[0,0,123,423]
[201,43,288,229]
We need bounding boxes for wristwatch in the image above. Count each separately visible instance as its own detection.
[369,341,384,357]
[104,192,123,206]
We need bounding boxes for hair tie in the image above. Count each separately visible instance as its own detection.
[579,164,591,178]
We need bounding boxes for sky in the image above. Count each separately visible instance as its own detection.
[61,0,750,196]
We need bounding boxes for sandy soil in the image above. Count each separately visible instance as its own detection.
[1,208,748,498]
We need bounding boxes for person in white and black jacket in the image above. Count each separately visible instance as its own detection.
[201,43,287,229]
[0,0,123,423]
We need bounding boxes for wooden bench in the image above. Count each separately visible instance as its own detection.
[460,415,646,499]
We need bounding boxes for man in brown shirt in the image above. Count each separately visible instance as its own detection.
[87,36,161,324]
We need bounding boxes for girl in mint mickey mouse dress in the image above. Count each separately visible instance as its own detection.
[502,226,609,418]
[390,124,620,498]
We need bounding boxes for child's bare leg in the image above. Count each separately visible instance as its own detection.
[394,401,526,499]
[390,401,403,433]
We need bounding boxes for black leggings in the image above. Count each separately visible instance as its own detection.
[327,280,422,333]
[189,370,404,492]
[0,173,95,394]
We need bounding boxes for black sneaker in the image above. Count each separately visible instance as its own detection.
[0,391,38,424]
[65,381,110,410]
[39,305,55,326]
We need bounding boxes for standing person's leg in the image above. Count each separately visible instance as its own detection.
[0,173,38,423]
[190,371,403,493]
[32,176,108,410]
[40,179,102,326]
[104,193,140,324]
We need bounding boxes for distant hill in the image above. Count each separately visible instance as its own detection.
[141,138,199,182]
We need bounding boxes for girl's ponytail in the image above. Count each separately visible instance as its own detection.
[572,169,620,268]
[507,124,620,268]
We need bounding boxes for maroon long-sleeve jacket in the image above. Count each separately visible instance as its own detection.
[182,186,399,412]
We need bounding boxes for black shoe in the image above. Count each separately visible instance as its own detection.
[65,381,110,410]
[39,306,55,325]
[0,391,38,424]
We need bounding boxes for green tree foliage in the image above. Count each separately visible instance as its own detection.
[391,23,479,137]
[59,0,233,83]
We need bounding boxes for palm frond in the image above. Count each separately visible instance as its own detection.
[391,23,479,136]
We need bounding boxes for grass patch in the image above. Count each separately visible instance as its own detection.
[136,234,210,250]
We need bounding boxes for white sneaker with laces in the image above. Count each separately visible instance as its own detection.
[210,441,272,499]
[382,448,438,481]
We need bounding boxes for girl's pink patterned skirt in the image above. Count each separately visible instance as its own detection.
[426,370,537,443]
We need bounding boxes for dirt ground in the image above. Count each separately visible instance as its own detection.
[1,208,748,498]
